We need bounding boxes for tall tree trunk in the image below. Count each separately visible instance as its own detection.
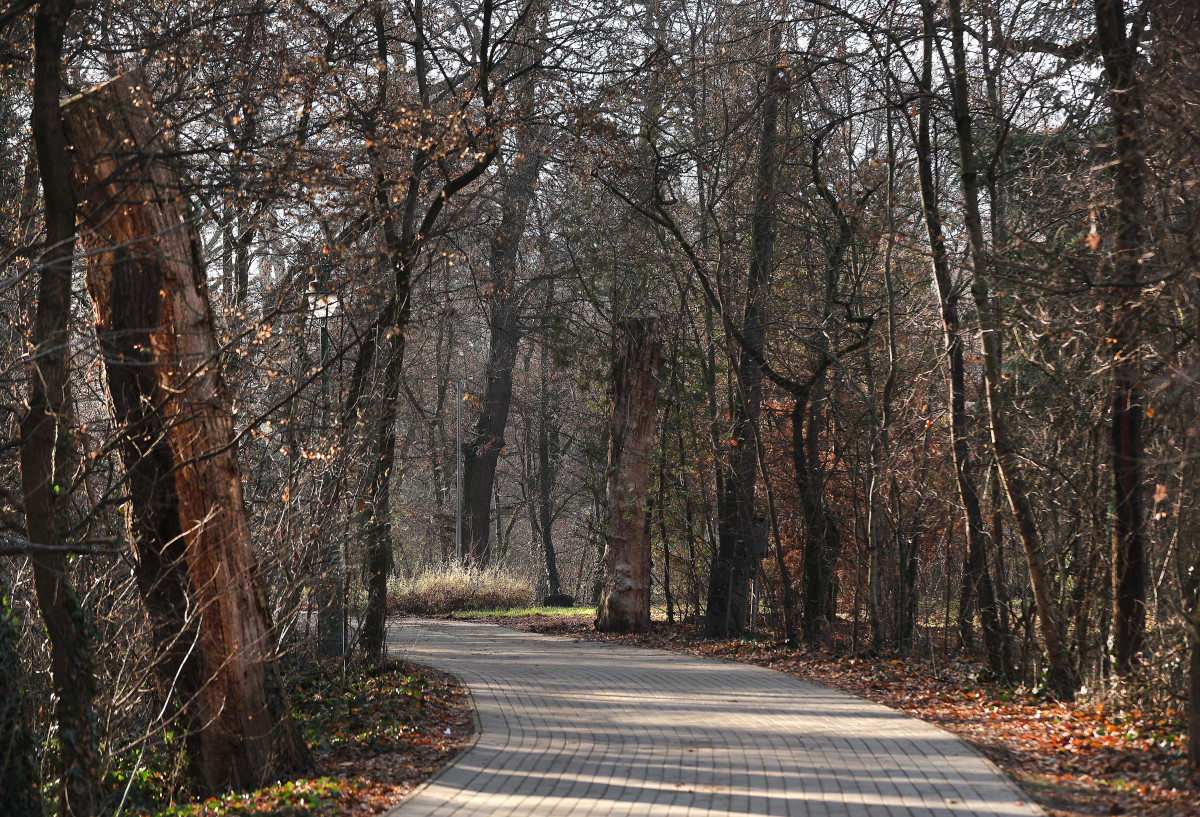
[358,0,499,654]
[988,459,1014,637]
[795,133,857,644]
[1093,0,1148,679]
[538,344,561,597]
[359,275,411,664]
[944,0,1077,699]
[658,406,674,624]
[679,424,702,619]
[706,25,781,636]
[915,2,1009,678]
[596,318,662,633]
[461,128,546,564]
[866,89,901,653]
[898,532,921,654]
[22,3,102,813]
[83,170,210,776]
[796,387,840,643]
[358,3,409,664]
[62,72,310,792]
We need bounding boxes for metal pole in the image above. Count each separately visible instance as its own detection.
[320,318,329,404]
[455,377,463,564]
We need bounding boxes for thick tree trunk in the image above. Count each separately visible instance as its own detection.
[944,0,1077,699]
[706,27,781,636]
[23,3,102,814]
[794,104,870,644]
[915,4,1009,678]
[62,72,310,792]
[897,533,920,654]
[1094,0,1148,679]
[796,391,841,643]
[84,195,210,767]
[461,130,546,564]
[461,305,519,566]
[596,318,662,633]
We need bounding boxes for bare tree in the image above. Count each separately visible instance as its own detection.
[945,0,1076,700]
[20,2,102,813]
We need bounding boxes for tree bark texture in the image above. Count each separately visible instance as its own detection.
[596,318,662,633]
[796,389,840,643]
[1094,0,1148,679]
[359,305,409,664]
[22,2,103,813]
[461,126,546,564]
[795,153,858,643]
[706,27,781,636]
[944,0,1077,699]
[61,72,310,793]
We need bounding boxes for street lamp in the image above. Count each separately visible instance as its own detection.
[449,364,464,564]
[306,276,340,403]
[307,274,343,659]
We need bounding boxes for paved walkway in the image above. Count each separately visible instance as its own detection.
[386,619,1040,817]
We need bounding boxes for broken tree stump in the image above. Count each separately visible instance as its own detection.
[595,317,662,634]
[61,72,309,793]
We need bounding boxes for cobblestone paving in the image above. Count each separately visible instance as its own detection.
[386,619,1040,817]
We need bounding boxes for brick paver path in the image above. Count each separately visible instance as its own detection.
[387,619,1040,817]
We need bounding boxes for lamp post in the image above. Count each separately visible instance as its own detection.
[307,277,339,403]
[448,372,464,564]
[307,275,344,658]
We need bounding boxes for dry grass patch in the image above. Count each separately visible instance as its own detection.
[388,565,535,616]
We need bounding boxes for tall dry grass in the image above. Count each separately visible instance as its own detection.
[388,564,536,615]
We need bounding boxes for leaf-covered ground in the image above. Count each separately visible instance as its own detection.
[143,660,474,817]
[462,611,1199,817]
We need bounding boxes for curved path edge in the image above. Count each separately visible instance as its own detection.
[385,618,1043,817]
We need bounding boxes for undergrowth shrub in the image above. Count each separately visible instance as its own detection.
[388,565,535,615]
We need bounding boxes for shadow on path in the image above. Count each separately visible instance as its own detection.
[386,619,1039,817]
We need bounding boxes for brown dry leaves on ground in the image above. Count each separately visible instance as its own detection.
[300,662,476,816]
[464,612,1199,817]
[151,659,474,817]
